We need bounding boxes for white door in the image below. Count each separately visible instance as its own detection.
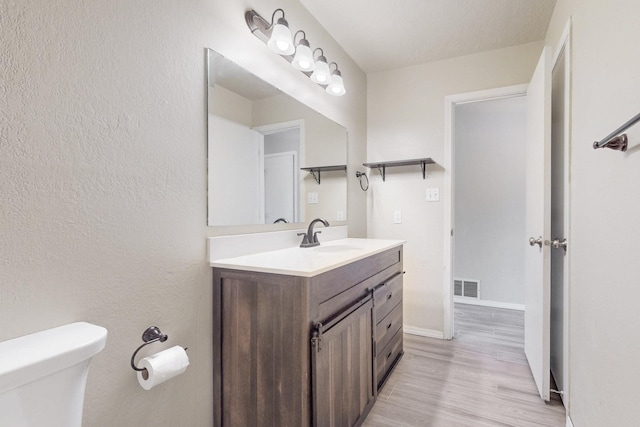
[524,46,552,402]
[549,23,572,406]
[208,115,262,225]
[264,152,297,224]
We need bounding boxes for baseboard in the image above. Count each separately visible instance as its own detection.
[454,297,524,311]
[403,326,444,340]
[566,415,574,427]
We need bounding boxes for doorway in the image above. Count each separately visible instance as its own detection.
[263,127,301,224]
[444,24,571,410]
[453,96,528,314]
[254,120,305,225]
[443,84,529,339]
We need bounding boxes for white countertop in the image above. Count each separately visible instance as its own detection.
[209,238,405,277]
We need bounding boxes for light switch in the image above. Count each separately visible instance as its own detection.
[336,211,345,221]
[426,188,440,202]
[308,192,318,204]
[393,210,402,224]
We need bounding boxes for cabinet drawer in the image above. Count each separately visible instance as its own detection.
[312,247,402,309]
[374,272,403,322]
[375,302,402,354]
[316,253,403,322]
[375,328,403,388]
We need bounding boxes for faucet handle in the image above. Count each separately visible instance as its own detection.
[312,231,322,243]
[298,232,310,246]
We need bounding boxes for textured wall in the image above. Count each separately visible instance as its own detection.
[0,0,367,426]
[454,96,527,305]
[545,0,640,425]
[367,42,543,334]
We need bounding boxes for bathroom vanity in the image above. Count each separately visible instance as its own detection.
[210,238,404,426]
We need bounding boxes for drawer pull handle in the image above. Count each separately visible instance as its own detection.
[387,293,393,300]
[387,322,392,330]
[387,351,393,359]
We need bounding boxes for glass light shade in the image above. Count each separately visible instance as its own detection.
[292,43,315,72]
[267,19,294,55]
[310,58,332,85]
[326,73,346,96]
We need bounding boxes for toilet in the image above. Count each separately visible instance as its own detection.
[0,322,108,427]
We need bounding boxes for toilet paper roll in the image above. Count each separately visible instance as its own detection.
[136,345,189,390]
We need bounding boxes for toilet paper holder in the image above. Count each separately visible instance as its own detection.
[130,326,185,373]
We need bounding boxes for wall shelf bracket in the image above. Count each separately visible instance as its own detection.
[301,165,347,185]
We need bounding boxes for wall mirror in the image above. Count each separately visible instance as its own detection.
[207,49,347,227]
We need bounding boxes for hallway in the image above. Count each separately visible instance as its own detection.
[364,303,565,426]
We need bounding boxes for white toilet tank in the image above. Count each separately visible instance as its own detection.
[0,322,108,427]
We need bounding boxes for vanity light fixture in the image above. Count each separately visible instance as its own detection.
[245,8,346,96]
[265,9,294,55]
[310,48,332,85]
[326,62,346,96]
[291,31,315,72]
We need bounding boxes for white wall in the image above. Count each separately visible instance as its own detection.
[1,1,367,426]
[454,96,527,305]
[367,41,543,335]
[545,1,640,425]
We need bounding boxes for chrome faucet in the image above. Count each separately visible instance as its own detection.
[298,218,330,248]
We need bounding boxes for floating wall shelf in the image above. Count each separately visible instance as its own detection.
[363,158,435,181]
[301,165,347,184]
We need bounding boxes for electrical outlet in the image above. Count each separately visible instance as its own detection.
[426,188,440,202]
[336,211,345,221]
[308,192,318,204]
[393,210,402,224]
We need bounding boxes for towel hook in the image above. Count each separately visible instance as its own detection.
[130,326,168,372]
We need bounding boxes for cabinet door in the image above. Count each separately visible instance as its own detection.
[221,276,309,426]
[311,298,374,427]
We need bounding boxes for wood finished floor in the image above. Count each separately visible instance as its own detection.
[363,303,565,427]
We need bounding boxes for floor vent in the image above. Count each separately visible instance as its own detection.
[454,279,480,299]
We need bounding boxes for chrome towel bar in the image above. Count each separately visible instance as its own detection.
[593,112,640,152]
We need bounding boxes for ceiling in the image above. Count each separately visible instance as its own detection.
[300,0,556,73]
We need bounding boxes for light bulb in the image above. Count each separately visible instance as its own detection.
[326,72,346,96]
[310,57,331,85]
[292,40,315,72]
[267,18,294,55]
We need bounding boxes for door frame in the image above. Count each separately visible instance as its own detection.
[443,84,529,340]
[254,119,305,224]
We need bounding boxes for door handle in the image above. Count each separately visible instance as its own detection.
[529,236,543,248]
[551,238,568,251]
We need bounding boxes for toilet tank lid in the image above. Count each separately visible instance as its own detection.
[0,322,108,394]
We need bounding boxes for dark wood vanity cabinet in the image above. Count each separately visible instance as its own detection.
[212,245,403,427]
